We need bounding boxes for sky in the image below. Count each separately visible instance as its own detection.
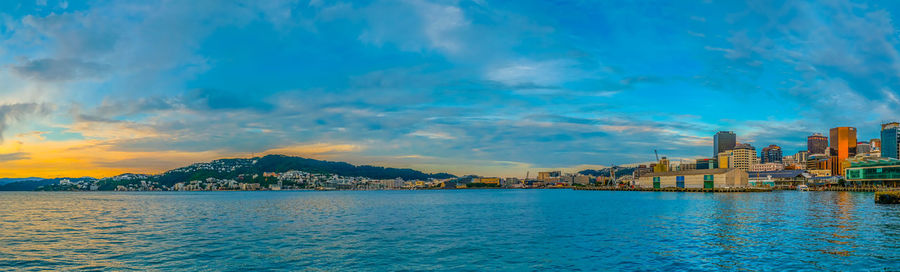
[1,0,900,178]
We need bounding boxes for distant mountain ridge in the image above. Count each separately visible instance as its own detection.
[0,177,43,185]
[0,155,456,191]
[578,167,636,177]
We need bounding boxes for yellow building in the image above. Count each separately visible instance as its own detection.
[808,169,832,177]
[654,157,670,172]
[718,151,730,169]
[478,177,500,185]
[537,171,561,182]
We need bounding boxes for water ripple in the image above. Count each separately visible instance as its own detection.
[0,190,898,271]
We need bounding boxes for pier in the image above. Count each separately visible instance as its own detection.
[575,186,773,193]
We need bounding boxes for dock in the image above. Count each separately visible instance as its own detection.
[574,186,773,193]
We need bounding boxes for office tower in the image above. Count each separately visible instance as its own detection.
[714,131,736,159]
[761,144,783,163]
[807,133,828,154]
[882,122,900,159]
[830,127,857,176]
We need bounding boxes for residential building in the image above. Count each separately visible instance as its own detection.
[761,144,783,163]
[857,142,872,154]
[750,162,785,172]
[830,127,858,176]
[714,131,737,159]
[882,122,900,159]
[807,133,828,155]
[638,168,748,189]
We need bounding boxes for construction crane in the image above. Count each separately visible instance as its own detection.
[654,149,660,162]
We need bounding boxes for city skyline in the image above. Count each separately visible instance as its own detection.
[3,0,900,178]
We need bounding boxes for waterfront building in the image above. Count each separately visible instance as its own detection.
[637,168,748,189]
[761,144,783,163]
[807,133,828,155]
[748,170,810,187]
[830,127,858,176]
[750,162,785,172]
[808,169,832,177]
[844,157,900,187]
[714,131,737,159]
[634,165,652,177]
[882,122,900,159]
[477,177,501,185]
[537,171,561,182]
[573,175,592,185]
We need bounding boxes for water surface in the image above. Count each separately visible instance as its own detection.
[1,190,898,271]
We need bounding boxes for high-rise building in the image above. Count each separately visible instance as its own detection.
[728,145,757,171]
[871,138,881,150]
[829,127,857,176]
[856,142,872,154]
[882,122,900,159]
[761,144,783,163]
[807,133,828,154]
[714,131,736,159]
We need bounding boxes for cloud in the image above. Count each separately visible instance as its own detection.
[11,58,110,82]
[0,152,29,162]
[0,103,50,143]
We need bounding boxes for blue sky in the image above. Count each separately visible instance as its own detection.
[1,0,900,177]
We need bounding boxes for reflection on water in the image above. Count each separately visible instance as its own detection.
[0,190,898,271]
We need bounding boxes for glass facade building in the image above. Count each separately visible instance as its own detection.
[829,127,857,176]
[882,123,899,159]
[845,158,900,187]
[761,144,783,163]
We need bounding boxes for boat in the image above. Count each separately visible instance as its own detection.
[798,184,810,191]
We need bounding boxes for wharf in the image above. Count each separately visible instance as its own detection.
[575,186,773,193]
[821,187,885,192]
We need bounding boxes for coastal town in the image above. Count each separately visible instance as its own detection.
[25,122,900,194]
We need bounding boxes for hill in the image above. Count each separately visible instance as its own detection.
[0,177,43,186]
[112,154,457,188]
[578,167,636,177]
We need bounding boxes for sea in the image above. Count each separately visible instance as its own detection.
[0,190,898,271]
